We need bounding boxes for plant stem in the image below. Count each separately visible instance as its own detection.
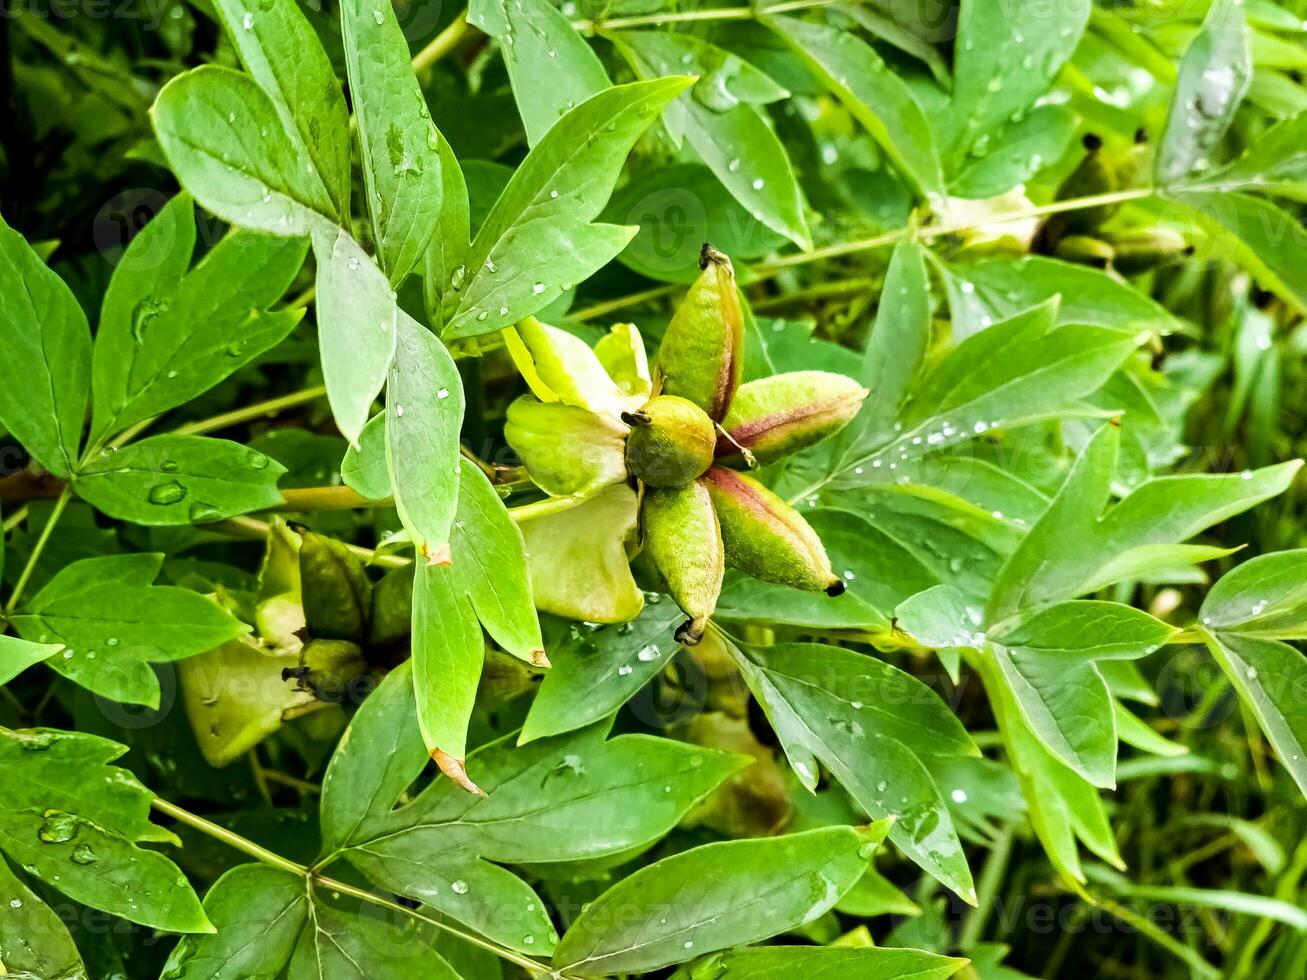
[1094,895,1221,979]
[150,796,567,977]
[958,822,1014,948]
[575,0,836,32]
[4,486,71,615]
[174,385,328,436]
[412,12,470,75]
[151,797,307,876]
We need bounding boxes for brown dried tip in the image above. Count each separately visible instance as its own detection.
[825,580,846,597]
[699,242,730,270]
[675,618,706,645]
[423,541,453,566]
[432,747,485,796]
[529,648,551,669]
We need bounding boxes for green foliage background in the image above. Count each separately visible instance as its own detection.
[2,0,1307,977]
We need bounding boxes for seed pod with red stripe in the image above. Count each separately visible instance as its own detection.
[642,480,724,645]
[716,371,868,467]
[703,466,841,595]
[655,243,743,422]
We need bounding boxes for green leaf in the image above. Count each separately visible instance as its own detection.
[0,727,210,933]
[442,77,693,338]
[73,435,286,525]
[520,601,683,743]
[946,255,1184,334]
[1167,191,1307,314]
[1211,110,1307,198]
[151,66,338,235]
[288,897,462,979]
[410,559,483,760]
[0,856,85,980]
[1202,630,1307,798]
[552,826,874,976]
[734,642,976,901]
[1201,549,1307,637]
[950,105,1074,199]
[470,0,611,147]
[423,138,471,332]
[989,423,1302,621]
[0,634,64,686]
[319,662,427,854]
[1155,0,1251,185]
[676,945,969,980]
[338,723,745,954]
[943,0,1090,167]
[161,864,307,979]
[988,602,1177,787]
[10,554,247,707]
[209,0,351,219]
[0,211,91,477]
[385,316,464,558]
[613,30,811,250]
[765,14,944,200]
[310,228,399,446]
[91,199,306,441]
[341,0,443,283]
[340,413,389,499]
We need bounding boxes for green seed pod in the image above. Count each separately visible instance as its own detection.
[642,480,724,645]
[656,244,744,422]
[1054,234,1116,269]
[1107,227,1189,275]
[1056,134,1119,235]
[717,371,869,466]
[624,394,716,487]
[478,648,539,704]
[286,639,368,703]
[300,530,372,643]
[703,466,841,594]
[367,563,415,649]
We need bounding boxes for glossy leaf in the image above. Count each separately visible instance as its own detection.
[675,945,969,980]
[73,434,285,526]
[10,553,247,706]
[0,856,85,980]
[0,633,64,686]
[0,211,91,477]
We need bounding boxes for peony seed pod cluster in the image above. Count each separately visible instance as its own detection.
[504,244,868,643]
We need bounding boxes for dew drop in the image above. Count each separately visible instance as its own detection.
[951,788,968,803]
[148,481,188,506]
[450,880,469,894]
[437,388,450,400]
[532,282,545,294]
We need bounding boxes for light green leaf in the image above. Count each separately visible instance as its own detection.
[1201,549,1307,638]
[552,827,874,976]
[151,66,337,235]
[288,898,461,979]
[91,200,306,441]
[73,435,286,526]
[676,945,969,980]
[341,0,443,282]
[386,315,464,558]
[895,583,984,651]
[340,413,389,500]
[339,723,745,954]
[0,211,91,477]
[1202,630,1307,797]
[1212,110,1307,198]
[944,0,1090,166]
[0,634,64,686]
[950,105,1074,199]
[410,559,483,760]
[471,0,611,147]
[209,0,351,218]
[311,228,399,446]
[520,601,683,743]
[946,255,1184,334]
[734,642,976,901]
[0,728,209,933]
[161,864,307,979]
[765,14,944,200]
[442,78,693,338]
[1155,0,1251,185]
[10,554,247,707]
[0,856,85,980]
[612,30,810,249]
[1167,191,1307,314]
[423,137,471,332]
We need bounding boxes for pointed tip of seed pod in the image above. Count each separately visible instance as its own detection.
[423,542,453,566]
[1082,132,1103,152]
[620,410,652,427]
[699,242,731,271]
[1134,126,1148,144]
[529,648,551,668]
[674,618,706,645]
[432,748,485,796]
[825,580,846,597]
